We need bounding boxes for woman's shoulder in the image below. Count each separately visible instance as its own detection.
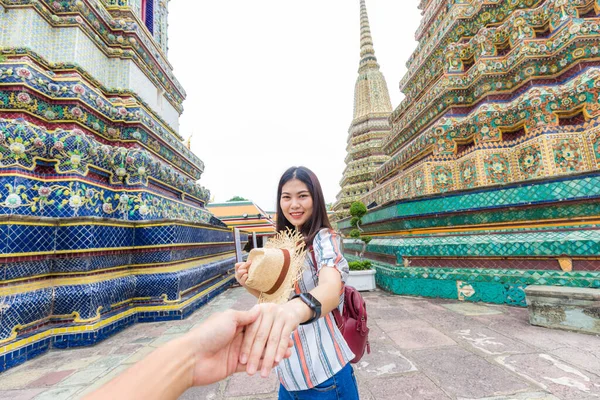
[313,228,341,244]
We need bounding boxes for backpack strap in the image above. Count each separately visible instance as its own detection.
[308,246,344,331]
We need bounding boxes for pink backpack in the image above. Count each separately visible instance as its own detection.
[309,249,371,363]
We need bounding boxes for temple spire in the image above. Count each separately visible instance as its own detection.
[359,0,380,72]
[333,0,392,218]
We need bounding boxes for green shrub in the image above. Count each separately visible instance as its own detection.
[348,260,372,271]
[350,216,360,228]
[349,202,367,219]
[349,229,361,239]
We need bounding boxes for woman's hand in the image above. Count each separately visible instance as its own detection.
[239,300,312,378]
[187,306,293,386]
[234,260,251,286]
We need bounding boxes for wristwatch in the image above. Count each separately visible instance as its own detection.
[291,293,322,325]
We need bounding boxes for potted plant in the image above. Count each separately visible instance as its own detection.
[347,201,376,291]
[347,260,376,291]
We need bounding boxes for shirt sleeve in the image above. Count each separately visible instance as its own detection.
[313,229,349,284]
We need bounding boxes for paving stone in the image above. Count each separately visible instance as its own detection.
[56,355,102,371]
[224,372,278,397]
[471,311,531,334]
[16,353,67,370]
[451,327,535,356]
[26,370,75,388]
[132,337,154,344]
[366,321,387,339]
[0,369,50,390]
[387,326,457,349]
[87,355,128,370]
[179,382,222,400]
[396,298,446,314]
[164,325,193,334]
[109,343,145,356]
[354,341,417,380]
[355,380,375,400]
[375,317,432,333]
[56,368,107,387]
[0,389,45,400]
[409,347,532,398]
[472,306,529,325]
[443,303,504,316]
[77,365,130,397]
[32,386,84,400]
[366,373,451,399]
[402,302,483,332]
[122,346,155,364]
[3,288,599,400]
[458,392,561,400]
[550,346,600,376]
[149,334,183,348]
[486,316,596,352]
[496,353,600,399]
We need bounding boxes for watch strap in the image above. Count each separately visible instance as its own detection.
[291,293,322,325]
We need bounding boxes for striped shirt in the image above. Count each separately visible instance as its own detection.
[277,229,355,391]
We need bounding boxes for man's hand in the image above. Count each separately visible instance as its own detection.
[186,306,293,386]
[238,300,310,378]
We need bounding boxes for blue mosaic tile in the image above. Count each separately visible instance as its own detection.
[131,250,172,264]
[4,260,51,281]
[134,224,175,247]
[0,225,7,255]
[0,289,53,341]
[53,276,136,319]
[178,258,232,293]
[135,273,179,300]
[88,254,130,272]
[94,225,134,249]
[55,225,95,251]
[6,224,55,254]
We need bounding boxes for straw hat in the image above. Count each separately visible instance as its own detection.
[245,229,307,304]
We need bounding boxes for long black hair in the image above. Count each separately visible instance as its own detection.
[276,166,332,246]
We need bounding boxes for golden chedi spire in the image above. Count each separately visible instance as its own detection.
[358,0,380,72]
[333,0,392,218]
[353,0,392,121]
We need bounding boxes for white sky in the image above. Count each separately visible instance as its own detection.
[168,0,422,211]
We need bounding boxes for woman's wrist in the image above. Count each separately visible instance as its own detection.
[286,298,313,325]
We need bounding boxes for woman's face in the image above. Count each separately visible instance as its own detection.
[280,178,313,230]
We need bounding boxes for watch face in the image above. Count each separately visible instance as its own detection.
[297,293,322,325]
[301,293,321,311]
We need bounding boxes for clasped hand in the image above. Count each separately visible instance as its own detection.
[234,260,307,378]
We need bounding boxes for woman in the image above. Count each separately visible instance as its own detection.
[235,166,359,399]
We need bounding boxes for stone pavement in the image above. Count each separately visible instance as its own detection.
[0,288,599,400]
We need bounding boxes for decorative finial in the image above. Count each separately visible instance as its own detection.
[359,0,380,72]
[185,132,193,149]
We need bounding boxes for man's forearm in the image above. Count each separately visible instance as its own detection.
[85,335,194,400]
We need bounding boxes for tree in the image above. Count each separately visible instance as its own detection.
[227,196,248,202]
[349,201,371,260]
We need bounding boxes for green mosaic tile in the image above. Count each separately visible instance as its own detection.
[345,228,600,259]
[345,255,600,307]
[339,174,600,231]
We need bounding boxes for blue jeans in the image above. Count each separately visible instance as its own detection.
[278,363,359,400]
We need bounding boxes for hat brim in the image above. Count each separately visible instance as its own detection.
[257,229,306,304]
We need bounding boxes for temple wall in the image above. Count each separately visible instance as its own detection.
[0,0,237,373]
[340,0,600,305]
[0,7,179,131]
